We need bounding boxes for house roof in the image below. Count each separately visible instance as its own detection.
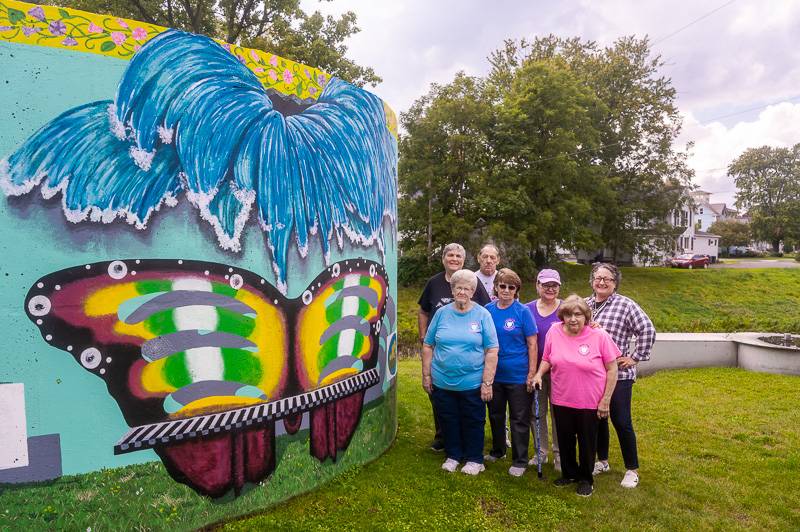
[695,230,721,238]
[709,203,727,215]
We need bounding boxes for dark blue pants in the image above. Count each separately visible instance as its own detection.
[432,386,485,463]
[487,383,532,466]
[596,379,639,469]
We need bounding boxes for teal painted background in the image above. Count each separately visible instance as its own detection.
[0,40,397,477]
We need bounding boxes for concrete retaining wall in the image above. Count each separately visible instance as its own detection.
[639,332,800,377]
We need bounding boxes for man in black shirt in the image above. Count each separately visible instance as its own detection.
[417,242,491,450]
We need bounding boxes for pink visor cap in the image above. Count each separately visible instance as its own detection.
[537,269,561,285]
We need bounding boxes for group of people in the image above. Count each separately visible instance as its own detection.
[418,243,656,497]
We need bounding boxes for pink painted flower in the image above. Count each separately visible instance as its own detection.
[132,27,147,41]
[237,54,246,64]
[134,43,141,52]
[282,69,293,84]
[111,31,126,45]
[222,43,231,51]
[87,22,103,34]
[309,86,317,96]
[62,36,78,46]
[22,26,40,37]
[116,18,129,29]
[317,73,326,85]
[267,69,278,82]
[249,49,259,61]
[304,68,310,79]
[48,20,66,36]
[269,55,278,67]
[254,66,264,73]
[27,6,46,22]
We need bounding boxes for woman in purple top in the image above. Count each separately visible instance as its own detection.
[525,268,562,471]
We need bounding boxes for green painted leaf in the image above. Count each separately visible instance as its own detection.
[7,8,25,25]
[295,84,303,97]
[100,41,116,52]
[58,9,72,19]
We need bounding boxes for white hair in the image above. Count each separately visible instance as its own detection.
[442,242,466,259]
[450,269,478,290]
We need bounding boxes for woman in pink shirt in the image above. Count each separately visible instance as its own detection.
[532,295,618,497]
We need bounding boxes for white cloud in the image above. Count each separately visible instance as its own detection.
[679,102,800,205]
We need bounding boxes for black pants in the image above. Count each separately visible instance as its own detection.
[429,393,443,443]
[487,383,532,466]
[552,404,599,483]
[596,379,639,469]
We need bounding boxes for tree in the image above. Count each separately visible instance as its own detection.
[48,0,380,86]
[398,73,493,262]
[730,144,800,252]
[708,219,751,250]
[488,36,693,261]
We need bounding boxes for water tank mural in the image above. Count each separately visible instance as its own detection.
[0,0,397,527]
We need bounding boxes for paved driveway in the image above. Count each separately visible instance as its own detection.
[711,259,800,269]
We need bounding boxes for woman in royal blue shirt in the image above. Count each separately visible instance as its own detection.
[484,268,538,476]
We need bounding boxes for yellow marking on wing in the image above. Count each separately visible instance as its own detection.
[140,358,175,394]
[84,283,139,316]
[319,368,359,386]
[236,288,287,398]
[297,285,337,386]
[176,396,264,418]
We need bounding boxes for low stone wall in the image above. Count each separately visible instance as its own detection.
[639,333,800,377]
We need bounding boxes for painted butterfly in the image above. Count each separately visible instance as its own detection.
[24,258,389,498]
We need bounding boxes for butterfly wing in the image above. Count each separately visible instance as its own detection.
[292,259,388,461]
[25,259,289,427]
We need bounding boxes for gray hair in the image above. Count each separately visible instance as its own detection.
[590,262,622,288]
[450,269,478,290]
[478,244,499,257]
[442,242,466,259]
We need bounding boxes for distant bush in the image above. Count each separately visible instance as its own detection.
[770,252,784,257]
[397,254,439,286]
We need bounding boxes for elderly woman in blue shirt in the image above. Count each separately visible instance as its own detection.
[422,269,499,475]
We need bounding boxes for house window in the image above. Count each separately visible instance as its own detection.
[691,238,694,250]
[709,239,713,245]
[700,208,704,214]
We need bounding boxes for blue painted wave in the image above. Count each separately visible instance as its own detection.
[0,30,397,290]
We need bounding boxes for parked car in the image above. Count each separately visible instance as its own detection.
[669,253,710,269]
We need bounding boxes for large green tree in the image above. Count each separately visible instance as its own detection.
[708,218,752,250]
[48,0,380,86]
[398,73,493,261]
[488,36,693,261]
[730,144,800,252]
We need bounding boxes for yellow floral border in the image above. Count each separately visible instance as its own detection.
[0,0,328,101]
[0,0,397,137]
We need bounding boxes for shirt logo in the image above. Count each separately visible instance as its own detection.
[578,344,590,356]
[470,321,481,333]
[503,318,516,331]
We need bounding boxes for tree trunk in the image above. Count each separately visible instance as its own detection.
[426,178,433,261]
[772,239,781,253]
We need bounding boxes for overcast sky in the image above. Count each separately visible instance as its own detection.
[301,0,800,206]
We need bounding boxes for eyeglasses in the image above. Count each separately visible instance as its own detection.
[593,276,615,284]
[497,284,517,291]
[541,283,559,291]
[453,285,474,293]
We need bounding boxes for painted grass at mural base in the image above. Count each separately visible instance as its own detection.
[223,362,800,531]
[0,388,396,530]
[396,264,800,356]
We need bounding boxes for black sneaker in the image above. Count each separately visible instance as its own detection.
[430,440,445,452]
[553,477,576,488]
[576,481,593,497]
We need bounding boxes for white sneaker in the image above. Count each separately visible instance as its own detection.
[528,453,548,466]
[441,458,459,473]
[592,461,610,476]
[461,462,485,475]
[621,470,639,488]
[508,465,525,477]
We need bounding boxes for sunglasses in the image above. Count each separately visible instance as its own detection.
[497,283,517,291]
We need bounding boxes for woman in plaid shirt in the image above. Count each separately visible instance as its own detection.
[585,263,655,489]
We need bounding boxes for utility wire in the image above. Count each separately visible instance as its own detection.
[651,0,738,45]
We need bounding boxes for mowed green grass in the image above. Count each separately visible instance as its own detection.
[396,264,800,354]
[224,361,800,530]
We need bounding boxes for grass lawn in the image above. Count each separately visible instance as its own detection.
[396,264,800,354]
[224,361,800,530]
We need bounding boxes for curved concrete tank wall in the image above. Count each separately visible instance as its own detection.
[639,333,800,377]
[0,1,398,526]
